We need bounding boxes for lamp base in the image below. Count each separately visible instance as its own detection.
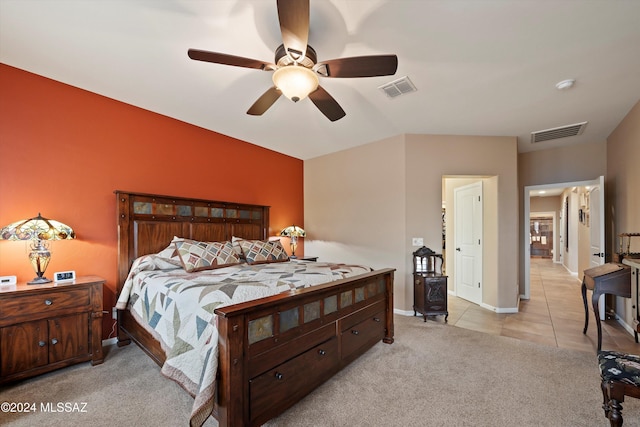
[28,276,52,285]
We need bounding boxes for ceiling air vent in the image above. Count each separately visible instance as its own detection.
[378,76,417,99]
[531,121,587,143]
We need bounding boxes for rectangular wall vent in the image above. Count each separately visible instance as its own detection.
[378,76,417,98]
[531,121,587,143]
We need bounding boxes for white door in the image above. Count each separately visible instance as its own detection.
[589,176,606,319]
[455,181,483,305]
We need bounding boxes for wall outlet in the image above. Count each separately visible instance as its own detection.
[112,307,118,320]
[412,237,424,246]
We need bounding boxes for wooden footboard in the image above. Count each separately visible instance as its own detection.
[114,191,395,426]
[214,268,394,427]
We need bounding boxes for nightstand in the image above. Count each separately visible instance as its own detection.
[0,275,105,384]
[300,256,318,262]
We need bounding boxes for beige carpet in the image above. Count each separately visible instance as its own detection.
[2,314,639,427]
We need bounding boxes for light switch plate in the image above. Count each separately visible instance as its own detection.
[412,237,424,246]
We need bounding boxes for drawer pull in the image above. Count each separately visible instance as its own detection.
[44,299,53,306]
[38,341,46,347]
[274,372,284,380]
[51,338,58,345]
[373,317,381,322]
[351,330,359,336]
[318,349,326,356]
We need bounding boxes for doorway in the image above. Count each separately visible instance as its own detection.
[522,176,605,300]
[443,176,495,309]
[530,215,554,259]
[454,181,483,305]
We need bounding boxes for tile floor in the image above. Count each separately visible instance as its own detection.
[443,257,639,354]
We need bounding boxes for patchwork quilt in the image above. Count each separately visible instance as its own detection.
[115,254,371,427]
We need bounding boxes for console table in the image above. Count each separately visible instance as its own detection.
[582,263,631,352]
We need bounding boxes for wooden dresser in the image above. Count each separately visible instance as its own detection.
[0,276,104,384]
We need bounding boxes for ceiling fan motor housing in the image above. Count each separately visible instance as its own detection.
[275,44,317,68]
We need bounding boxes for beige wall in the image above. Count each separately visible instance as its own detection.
[406,134,519,310]
[530,195,561,213]
[305,133,519,313]
[606,100,640,329]
[303,135,408,304]
[518,141,607,187]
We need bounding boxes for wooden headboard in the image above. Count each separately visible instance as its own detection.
[115,190,270,296]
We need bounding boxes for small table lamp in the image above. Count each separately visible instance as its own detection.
[280,225,306,258]
[0,213,75,284]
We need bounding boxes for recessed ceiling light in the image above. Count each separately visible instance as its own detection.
[539,190,546,194]
[555,79,575,90]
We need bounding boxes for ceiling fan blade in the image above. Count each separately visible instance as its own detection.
[308,86,346,122]
[277,0,309,62]
[188,49,275,70]
[247,87,282,116]
[315,55,398,78]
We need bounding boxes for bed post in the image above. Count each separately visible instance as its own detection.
[216,312,247,427]
[115,192,132,346]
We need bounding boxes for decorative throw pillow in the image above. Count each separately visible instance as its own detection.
[231,236,247,259]
[238,239,289,265]
[174,239,241,272]
[155,236,184,266]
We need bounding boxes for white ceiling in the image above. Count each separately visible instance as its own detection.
[1,0,639,160]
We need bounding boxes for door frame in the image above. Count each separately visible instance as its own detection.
[523,177,603,300]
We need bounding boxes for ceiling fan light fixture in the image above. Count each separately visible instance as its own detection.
[272,65,319,102]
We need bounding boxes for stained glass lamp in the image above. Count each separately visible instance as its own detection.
[0,213,75,284]
[279,225,306,258]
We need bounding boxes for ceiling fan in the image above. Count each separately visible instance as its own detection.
[187,0,398,122]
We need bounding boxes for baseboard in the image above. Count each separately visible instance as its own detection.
[102,337,117,347]
[494,306,519,314]
[615,316,637,337]
[394,308,414,317]
[394,303,519,316]
[480,302,519,314]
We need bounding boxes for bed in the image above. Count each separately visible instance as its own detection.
[114,190,395,427]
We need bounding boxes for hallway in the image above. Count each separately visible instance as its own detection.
[446,258,639,353]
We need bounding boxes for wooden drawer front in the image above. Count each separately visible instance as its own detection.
[1,319,49,376]
[341,309,385,362]
[248,323,336,379]
[0,288,90,321]
[249,337,339,423]
[340,299,385,332]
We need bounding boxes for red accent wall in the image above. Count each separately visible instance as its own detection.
[0,64,304,339]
